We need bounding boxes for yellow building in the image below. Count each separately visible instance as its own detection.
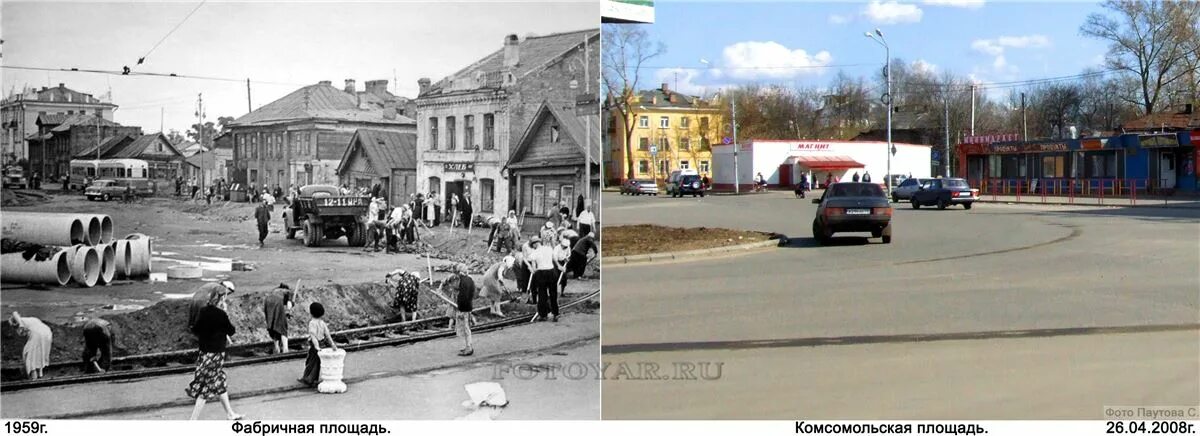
[607,83,724,184]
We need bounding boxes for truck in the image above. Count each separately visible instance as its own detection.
[2,166,28,189]
[282,184,370,247]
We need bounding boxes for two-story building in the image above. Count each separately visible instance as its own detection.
[27,113,141,181]
[226,79,416,192]
[2,84,118,164]
[414,29,600,217]
[606,83,724,185]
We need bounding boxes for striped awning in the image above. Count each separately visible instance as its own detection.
[789,155,865,169]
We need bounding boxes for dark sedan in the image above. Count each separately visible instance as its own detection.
[909,178,978,210]
[811,182,893,244]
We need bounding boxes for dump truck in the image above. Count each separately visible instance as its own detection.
[282,184,369,247]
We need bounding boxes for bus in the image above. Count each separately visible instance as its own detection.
[69,159,150,191]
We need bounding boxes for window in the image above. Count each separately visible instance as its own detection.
[680,117,690,129]
[305,133,312,155]
[638,137,649,151]
[659,159,669,175]
[464,115,476,149]
[680,160,690,170]
[699,160,710,173]
[700,137,710,151]
[1042,155,1065,178]
[480,178,494,213]
[560,185,574,209]
[429,117,439,150]
[94,109,101,116]
[68,110,74,115]
[658,137,669,151]
[157,143,163,152]
[483,113,495,150]
[446,116,456,150]
[278,170,285,187]
[638,116,649,128]
[531,184,546,215]
[638,160,650,174]
[428,176,441,193]
[550,121,560,143]
[659,116,669,129]
[700,117,709,131]
[680,138,690,151]
[252,135,258,158]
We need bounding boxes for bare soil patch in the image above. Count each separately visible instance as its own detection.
[603,224,773,257]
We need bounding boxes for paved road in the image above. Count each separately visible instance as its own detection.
[601,191,1200,419]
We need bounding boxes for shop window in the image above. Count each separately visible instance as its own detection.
[531,184,546,215]
[1042,155,1065,178]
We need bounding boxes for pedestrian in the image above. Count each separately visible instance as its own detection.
[479,256,513,317]
[485,215,503,251]
[188,281,236,333]
[299,302,339,387]
[863,171,872,183]
[82,317,118,373]
[175,177,183,196]
[461,193,473,229]
[528,235,557,322]
[273,185,283,202]
[824,173,833,188]
[449,193,460,227]
[852,172,861,182]
[568,232,598,279]
[205,185,215,205]
[383,204,405,252]
[414,193,425,225]
[186,289,244,420]
[442,265,476,356]
[263,284,294,355]
[701,173,710,190]
[386,269,421,322]
[540,221,557,247]
[8,312,51,380]
[371,183,382,199]
[32,171,40,190]
[365,197,387,252]
[518,237,538,305]
[255,199,271,248]
[553,238,572,305]
[559,201,571,220]
[190,178,199,199]
[398,206,417,245]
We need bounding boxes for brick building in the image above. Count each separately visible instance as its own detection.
[27,113,141,181]
[227,79,416,193]
[606,83,723,185]
[414,29,600,217]
[1,84,118,164]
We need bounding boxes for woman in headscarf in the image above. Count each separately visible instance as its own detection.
[8,312,52,380]
[262,284,294,354]
[540,221,558,247]
[299,302,339,388]
[386,269,421,322]
[479,256,513,316]
[186,290,243,420]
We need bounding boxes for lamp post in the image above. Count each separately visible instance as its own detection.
[568,34,594,210]
[866,29,893,196]
[700,58,739,194]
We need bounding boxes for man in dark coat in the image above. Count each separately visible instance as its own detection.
[255,199,271,247]
[460,194,473,229]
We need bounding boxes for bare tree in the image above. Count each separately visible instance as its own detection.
[602,24,665,181]
[1081,0,1200,114]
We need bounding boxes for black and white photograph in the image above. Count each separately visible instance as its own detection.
[1,0,601,421]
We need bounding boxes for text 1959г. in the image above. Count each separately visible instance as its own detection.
[4,421,47,434]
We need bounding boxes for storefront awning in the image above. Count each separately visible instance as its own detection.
[790,155,866,169]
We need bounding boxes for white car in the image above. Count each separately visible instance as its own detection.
[890,177,933,203]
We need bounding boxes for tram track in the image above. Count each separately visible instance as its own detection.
[0,289,600,392]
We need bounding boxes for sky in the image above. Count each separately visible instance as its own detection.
[1,1,597,136]
[630,0,1111,101]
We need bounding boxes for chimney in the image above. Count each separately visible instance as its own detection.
[662,82,669,93]
[383,108,397,120]
[418,78,431,95]
[318,80,332,86]
[344,79,356,94]
[365,80,389,97]
[58,83,65,88]
[503,34,520,68]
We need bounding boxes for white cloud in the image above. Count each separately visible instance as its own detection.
[924,0,985,9]
[652,68,711,97]
[971,34,1049,73]
[912,59,938,74]
[719,41,833,80]
[829,14,853,25]
[863,0,923,25]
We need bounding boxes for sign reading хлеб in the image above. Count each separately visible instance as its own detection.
[444,162,475,172]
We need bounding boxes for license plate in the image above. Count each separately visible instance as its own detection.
[846,208,870,215]
[959,191,974,198]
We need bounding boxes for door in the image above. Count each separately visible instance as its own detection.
[1160,152,1176,189]
[778,164,792,187]
[444,181,464,220]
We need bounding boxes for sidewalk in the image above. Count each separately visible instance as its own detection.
[972,193,1200,208]
[1,312,599,419]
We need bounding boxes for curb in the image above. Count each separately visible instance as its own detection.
[973,199,1200,209]
[603,238,780,265]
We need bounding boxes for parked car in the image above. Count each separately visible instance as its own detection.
[673,174,706,198]
[84,179,128,201]
[2,166,28,189]
[890,177,933,202]
[621,179,658,196]
[909,178,978,210]
[664,168,699,196]
[811,182,892,244]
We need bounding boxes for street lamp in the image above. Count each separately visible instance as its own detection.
[866,29,894,197]
[700,58,739,194]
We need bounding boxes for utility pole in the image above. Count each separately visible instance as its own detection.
[944,91,950,178]
[197,92,206,195]
[1020,92,1028,141]
[732,96,740,195]
[246,79,252,113]
[584,34,592,210]
[970,84,976,136]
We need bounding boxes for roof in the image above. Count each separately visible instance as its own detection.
[229,83,415,127]
[506,100,600,169]
[1120,107,1200,131]
[632,86,711,109]
[2,84,114,107]
[44,114,121,132]
[336,129,419,176]
[74,135,133,159]
[788,155,866,169]
[422,29,600,97]
[79,133,184,159]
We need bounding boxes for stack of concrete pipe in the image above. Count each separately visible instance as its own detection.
[1,212,150,287]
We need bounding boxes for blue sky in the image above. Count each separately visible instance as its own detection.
[636,1,1110,100]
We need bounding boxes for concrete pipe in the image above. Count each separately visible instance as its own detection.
[124,233,152,277]
[0,250,71,286]
[80,216,101,246]
[65,245,100,287]
[317,348,348,393]
[94,243,117,285]
[0,212,87,246]
[112,240,133,278]
[79,214,114,244]
[166,265,203,279]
